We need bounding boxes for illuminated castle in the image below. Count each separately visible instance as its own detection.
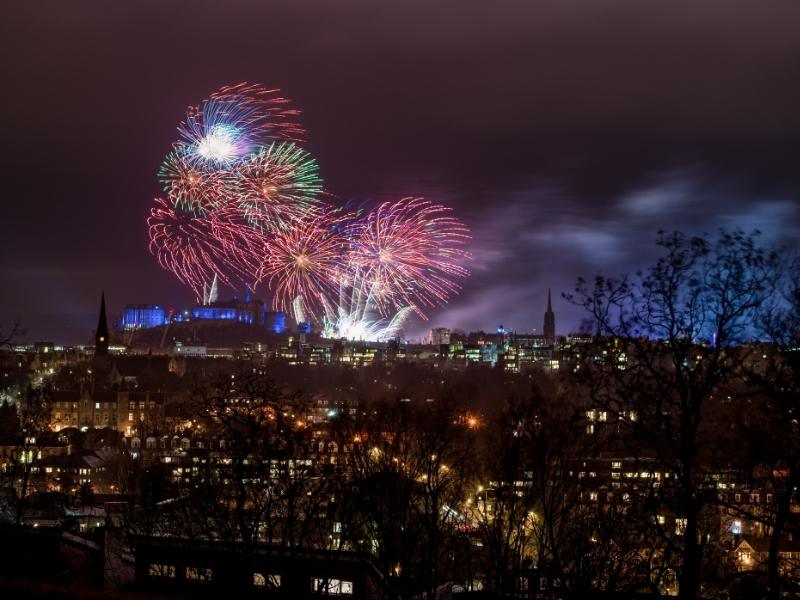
[121,291,286,334]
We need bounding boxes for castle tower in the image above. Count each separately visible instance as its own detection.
[95,291,109,356]
[543,288,556,343]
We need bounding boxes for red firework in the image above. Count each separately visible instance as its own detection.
[259,213,349,320]
[349,197,471,317]
[147,197,265,299]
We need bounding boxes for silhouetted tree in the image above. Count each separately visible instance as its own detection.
[568,229,778,600]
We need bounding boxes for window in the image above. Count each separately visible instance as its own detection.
[611,461,622,470]
[253,573,281,588]
[675,518,687,535]
[149,564,175,578]
[128,412,134,422]
[95,402,100,409]
[312,578,353,595]
[738,549,751,563]
[185,567,213,582]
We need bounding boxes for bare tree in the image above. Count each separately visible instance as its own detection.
[568,229,777,600]
[0,320,23,349]
[731,253,800,599]
[346,397,471,599]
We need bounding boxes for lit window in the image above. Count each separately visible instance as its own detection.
[253,573,281,588]
[312,578,353,595]
[149,564,175,578]
[675,518,687,535]
[185,567,213,582]
[731,520,742,535]
[95,402,100,409]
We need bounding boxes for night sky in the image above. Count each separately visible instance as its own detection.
[3,0,800,343]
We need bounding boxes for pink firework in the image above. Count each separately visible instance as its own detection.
[350,197,471,317]
[147,197,265,299]
[259,213,348,320]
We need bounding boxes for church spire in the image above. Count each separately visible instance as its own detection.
[95,291,109,356]
[543,288,556,342]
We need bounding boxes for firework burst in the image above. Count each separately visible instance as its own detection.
[231,142,325,231]
[259,213,348,320]
[158,149,230,215]
[350,197,471,317]
[148,85,472,329]
[177,83,304,168]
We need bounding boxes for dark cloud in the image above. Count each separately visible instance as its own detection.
[1,1,799,342]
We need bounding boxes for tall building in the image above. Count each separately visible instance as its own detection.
[95,292,109,356]
[543,288,556,342]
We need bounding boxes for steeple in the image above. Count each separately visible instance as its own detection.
[95,291,109,356]
[543,288,556,342]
